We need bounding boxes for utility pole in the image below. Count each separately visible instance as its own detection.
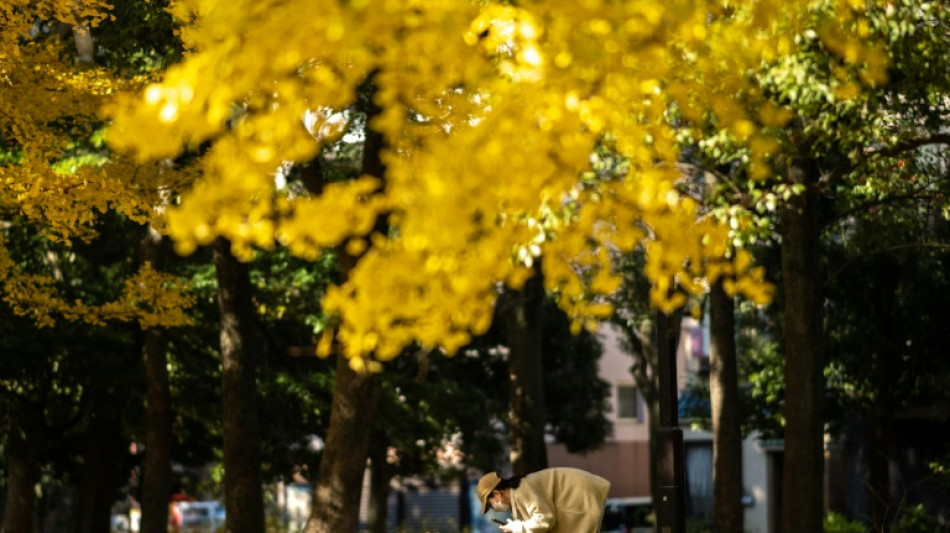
[654,309,686,533]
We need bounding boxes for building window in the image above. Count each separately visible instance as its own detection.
[617,384,639,420]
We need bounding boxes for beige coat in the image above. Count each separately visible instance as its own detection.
[505,467,611,533]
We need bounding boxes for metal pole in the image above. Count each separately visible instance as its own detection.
[654,309,685,533]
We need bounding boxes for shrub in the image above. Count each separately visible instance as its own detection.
[823,511,865,533]
[685,517,713,533]
[891,504,941,533]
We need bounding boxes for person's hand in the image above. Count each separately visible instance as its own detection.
[498,519,514,532]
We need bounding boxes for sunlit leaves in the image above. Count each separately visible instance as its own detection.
[105,0,892,365]
[1,1,197,328]
[0,240,194,328]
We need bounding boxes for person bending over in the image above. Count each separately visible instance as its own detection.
[477,467,611,532]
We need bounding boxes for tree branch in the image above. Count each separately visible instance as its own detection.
[869,133,950,160]
[820,134,950,188]
[828,187,942,227]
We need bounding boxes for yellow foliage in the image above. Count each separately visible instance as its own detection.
[2,2,198,329]
[0,242,194,328]
[106,0,886,364]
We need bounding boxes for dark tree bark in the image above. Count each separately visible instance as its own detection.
[501,264,548,475]
[1,404,41,533]
[709,280,743,533]
[867,266,899,533]
[304,356,381,533]
[778,150,825,533]
[139,225,174,533]
[366,431,392,533]
[214,238,265,533]
[868,403,893,532]
[77,409,122,533]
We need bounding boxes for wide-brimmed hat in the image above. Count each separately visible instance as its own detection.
[476,472,502,514]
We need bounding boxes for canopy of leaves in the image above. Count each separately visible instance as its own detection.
[824,152,950,424]
[103,0,879,368]
[1,0,197,329]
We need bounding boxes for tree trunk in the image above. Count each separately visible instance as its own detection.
[867,271,898,533]
[71,25,94,63]
[709,280,743,533]
[1,405,41,533]
[779,152,824,533]
[303,356,381,533]
[302,80,387,533]
[140,225,173,533]
[868,403,893,533]
[366,432,391,533]
[77,409,121,533]
[214,238,265,533]
[502,265,548,475]
[70,1,95,64]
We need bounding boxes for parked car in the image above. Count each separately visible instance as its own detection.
[178,501,225,533]
[601,496,653,533]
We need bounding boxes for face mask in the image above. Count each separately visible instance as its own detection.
[491,501,511,513]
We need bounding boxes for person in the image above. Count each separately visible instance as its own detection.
[168,500,184,532]
[477,467,611,532]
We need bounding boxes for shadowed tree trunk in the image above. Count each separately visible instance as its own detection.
[778,148,825,533]
[868,402,894,532]
[709,280,743,533]
[366,431,392,533]
[501,264,548,475]
[66,15,125,533]
[867,266,899,533]
[214,238,265,533]
[1,404,41,533]
[304,356,381,533]
[140,225,173,533]
[77,408,122,533]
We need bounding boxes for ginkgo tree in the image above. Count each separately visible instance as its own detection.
[3,6,196,533]
[1,0,194,329]
[104,2,891,533]
[663,1,950,531]
[102,0,859,372]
